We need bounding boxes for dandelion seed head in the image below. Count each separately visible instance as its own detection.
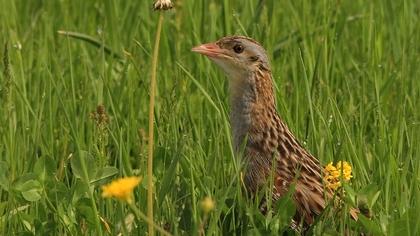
[153,0,173,11]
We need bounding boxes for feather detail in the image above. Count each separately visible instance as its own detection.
[239,67,329,226]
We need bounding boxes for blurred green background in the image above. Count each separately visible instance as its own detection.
[0,0,419,235]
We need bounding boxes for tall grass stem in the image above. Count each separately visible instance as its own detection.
[147,12,164,236]
[128,203,172,236]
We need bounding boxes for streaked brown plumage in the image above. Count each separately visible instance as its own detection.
[192,36,355,227]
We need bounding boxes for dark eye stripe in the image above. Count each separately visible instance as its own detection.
[249,56,259,61]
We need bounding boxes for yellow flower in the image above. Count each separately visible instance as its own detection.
[200,196,215,214]
[328,181,342,191]
[331,170,341,178]
[102,176,142,204]
[324,162,336,172]
[341,161,353,181]
[323,161,353,191]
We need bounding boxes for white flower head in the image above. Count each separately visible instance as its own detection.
[153,0,173,11]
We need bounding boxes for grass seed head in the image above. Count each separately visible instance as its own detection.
[153,0,173,11]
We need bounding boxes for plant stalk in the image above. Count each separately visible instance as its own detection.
[129,203,172,236]
[147,12,164,236]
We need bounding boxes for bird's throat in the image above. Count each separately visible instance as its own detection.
[230,81,254,151]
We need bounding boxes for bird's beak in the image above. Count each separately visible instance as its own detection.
[191,42,223,58]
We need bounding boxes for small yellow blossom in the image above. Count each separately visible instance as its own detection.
[324,162,336,172]
[102,176,142,204]
[323,161,353,191]
[337,161,353,181]
[200,196,215,214]
[326,181,342,190]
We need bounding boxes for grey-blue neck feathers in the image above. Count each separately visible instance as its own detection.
[230,77,255,150]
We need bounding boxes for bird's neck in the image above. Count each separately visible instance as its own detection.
[229,69,276,150]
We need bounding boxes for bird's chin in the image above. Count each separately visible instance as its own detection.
[208,55,228,63]
[210,57,231,70]
[210,58,246,80]
[207,54,231,61]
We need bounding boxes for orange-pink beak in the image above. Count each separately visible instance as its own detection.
[191,42,222,57]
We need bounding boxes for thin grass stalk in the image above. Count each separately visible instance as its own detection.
[128,203,172,236]
[147,12,164,236]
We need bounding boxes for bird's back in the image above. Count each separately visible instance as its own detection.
[238,67,327,226]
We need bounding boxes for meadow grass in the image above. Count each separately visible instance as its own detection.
[0,0,419,235]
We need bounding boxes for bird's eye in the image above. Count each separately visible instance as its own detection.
[233,44,244,54]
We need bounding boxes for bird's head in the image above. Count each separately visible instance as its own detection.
[193,36,276,148]
[192,36,270,81]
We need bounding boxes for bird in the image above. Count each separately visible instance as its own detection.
[192,36,356,228]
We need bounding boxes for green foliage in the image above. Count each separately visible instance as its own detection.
[0,0,419,235]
